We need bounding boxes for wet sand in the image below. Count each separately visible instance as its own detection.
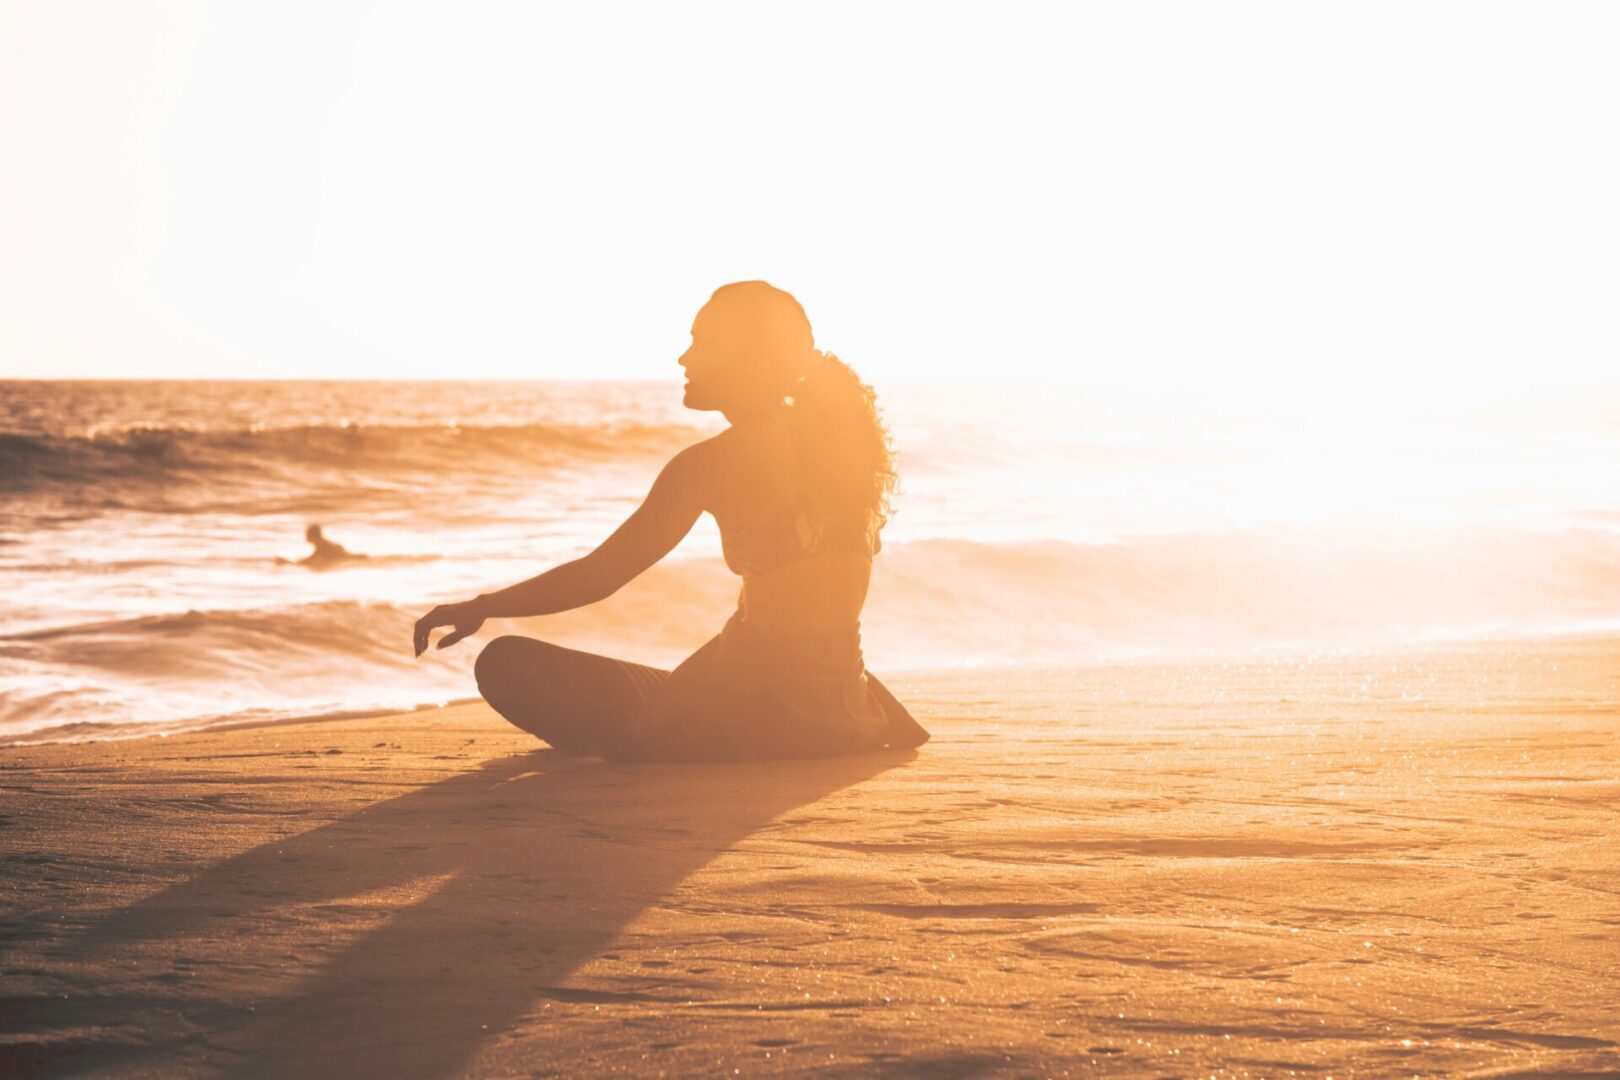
[2,635,1617,1077]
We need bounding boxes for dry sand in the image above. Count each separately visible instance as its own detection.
[3,635,1617,1078]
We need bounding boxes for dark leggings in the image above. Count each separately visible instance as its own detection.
[474,635,670,757]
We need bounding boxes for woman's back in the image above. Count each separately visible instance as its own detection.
[701,415,874,641]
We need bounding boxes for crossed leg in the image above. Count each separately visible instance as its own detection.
[474,635,670,757]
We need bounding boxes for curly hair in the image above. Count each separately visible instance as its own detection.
[790,348,899,548]
[706,281,900,546]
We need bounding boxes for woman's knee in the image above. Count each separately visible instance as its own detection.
[474,635,535,699]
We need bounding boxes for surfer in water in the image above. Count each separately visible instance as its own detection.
[413,280,929,761]
[279,524,364,569]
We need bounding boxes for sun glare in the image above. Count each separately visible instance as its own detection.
[2,6,1618,1077]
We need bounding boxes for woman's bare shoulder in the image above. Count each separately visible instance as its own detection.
[676,429,732,469]
[659,432,732,504]
[677,424,793,516]
[682,425,769,470]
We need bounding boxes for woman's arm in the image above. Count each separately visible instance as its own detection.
[478,444,706,616]
[414,446,708,655]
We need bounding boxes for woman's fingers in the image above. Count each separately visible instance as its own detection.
[415,605,484,655]
[436,612,485,651]
[413,606,445,657]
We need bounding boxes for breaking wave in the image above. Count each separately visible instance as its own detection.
[5,526,1617,744]
[0,419,701,505]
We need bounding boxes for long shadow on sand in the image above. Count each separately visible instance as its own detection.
[51,748,912,1077]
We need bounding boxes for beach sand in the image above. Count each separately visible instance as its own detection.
[3,635,1617,1078]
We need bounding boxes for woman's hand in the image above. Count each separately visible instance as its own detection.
[413,599,486,657]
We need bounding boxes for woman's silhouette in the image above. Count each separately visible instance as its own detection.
[413,281,929,761]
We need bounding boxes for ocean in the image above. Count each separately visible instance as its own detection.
[2,379,1616,745]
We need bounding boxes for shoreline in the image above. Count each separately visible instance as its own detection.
[3,636,1617,1076]
[6,623,1619,750]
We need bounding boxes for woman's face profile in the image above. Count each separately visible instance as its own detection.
[678,301,744,412]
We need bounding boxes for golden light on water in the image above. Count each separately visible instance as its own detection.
[3,4,1618,1077]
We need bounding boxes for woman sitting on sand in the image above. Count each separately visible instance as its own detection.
[412,280,929,761]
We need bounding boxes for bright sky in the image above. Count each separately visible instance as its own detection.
[1,1,1616,398]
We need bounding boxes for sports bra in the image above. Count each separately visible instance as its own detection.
[721,505,874,580]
